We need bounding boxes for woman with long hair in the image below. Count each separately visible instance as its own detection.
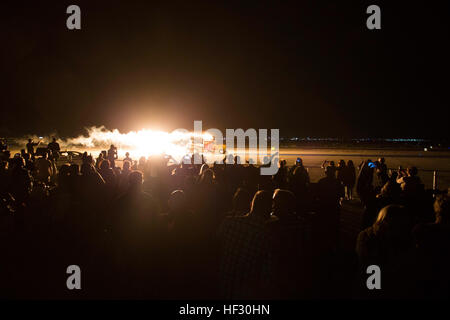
[344,160,356,200]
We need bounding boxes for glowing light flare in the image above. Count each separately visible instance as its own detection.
[63,126,216,160]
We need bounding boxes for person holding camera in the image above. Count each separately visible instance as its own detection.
[26,138,41,156]
[396,166,422,194]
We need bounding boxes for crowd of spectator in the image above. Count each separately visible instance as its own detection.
[0,139,448,299]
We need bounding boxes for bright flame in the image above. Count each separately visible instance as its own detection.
[62,126,212,160]
[8,126,221,163]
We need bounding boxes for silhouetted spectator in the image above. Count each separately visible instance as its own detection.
[376,157,389,187]
[156,190,200,298]
[343,160,356,200]
[269,189,311,298]
[35,153,53,184]
[26,139,40,156]
[288,158,310,197]
[123,152,132,163]
[273,159,288,189]
[357,160,375,206]
[336,159,347,186]
[111,170,159,297]
[317,166,344,250]
[118,160,132,192]
[218,190,273,299]
[228,187,251,217]
[47,137,60,161]
[361,180,401,230]
[95,152,104,169]
[98,159,116,187]
[356,205,415,298]
[321,160,336,178]
[397,166,422,195]
[107,144,118,168]
[9,156,32,204]
[412,193,450,298]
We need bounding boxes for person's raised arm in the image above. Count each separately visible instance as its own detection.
[396,168,406,184]
[358,160,364,171]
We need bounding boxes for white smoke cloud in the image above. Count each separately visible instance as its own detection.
[8,126,203,160]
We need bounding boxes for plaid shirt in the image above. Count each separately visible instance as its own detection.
[217,215,272,299]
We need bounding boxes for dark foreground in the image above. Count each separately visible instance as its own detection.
[0,150,449,299]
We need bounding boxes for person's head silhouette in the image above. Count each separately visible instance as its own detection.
[227,154,234,164]
[123,160,131,171]
[11,156,25,169]
[199,168,215,184]
[168,190,187,214]
[347,160,354,168]
[407,166,418,177]
[249,190,272,219]
[199,163,209,175]
[272,189,296,219]
[128,170,143,191]
[373,204,410,237]
[100,159,110,171]
[69,164,80,176]
[232,188,251,214]
[325,166,335,178]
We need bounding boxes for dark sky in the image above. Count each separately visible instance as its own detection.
[1,1,449,138]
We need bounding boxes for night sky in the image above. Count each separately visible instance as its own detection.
[1,1,449,139]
